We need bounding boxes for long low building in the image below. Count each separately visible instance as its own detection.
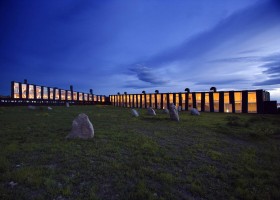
[109,90,277,114]
[10,80,106,103]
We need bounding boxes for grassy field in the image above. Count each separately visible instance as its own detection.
[0,105,279,200]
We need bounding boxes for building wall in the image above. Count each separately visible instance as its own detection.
[109,90,269,114]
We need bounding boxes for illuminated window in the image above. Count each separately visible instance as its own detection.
[73,92,77,101]
[84,94,88,101]
[13,82,20,98]
[175,93,179,107]
[29,85,35,99]
[196,93,201,111]
[49,88,53,99]
[151,94,155,108]
[67,91,72,100]
[61,90,66,100]
[36,86,41,99]
[79,93,83,101]
[129,95,133,107]
[163,94,167,109]
[181,93,186,110]
[22,84,27,99]
[213,93,219,112]
[43,87,48,100]
[137,95,141,107]
[224,92,232,113]
[157,94,161,109]
[188,93,193,108]
[102,96,105,102]
[146,94,150,107]
[142,95,145,108]
[133,95,137,107]
[89,94,92,101]
[169,94,173,104]
[55,89,59,100]
[248,92,257,113]
[205,93,210,112]
[234,92,242,113]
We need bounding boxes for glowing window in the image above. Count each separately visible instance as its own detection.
[29,85,35,99]
[67,91,72,100]
[205,93,210,112]
[13,82,20,98]
[84,94,88,101]
[61,90,66,100]
[79,93,83,101]
[248,92,257,113]
[55,89,59,100]
[73,92,77,100]
[36,86,41,99]
[224,92,232,113]
[213,93,219,112]
[234,92,242,113]
[22,84,27,99]
[196,93,201,111]
[43,87,48,100]
[49,88,53,99]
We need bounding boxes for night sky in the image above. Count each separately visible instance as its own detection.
[1,0,280,101]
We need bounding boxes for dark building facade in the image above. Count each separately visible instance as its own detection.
[109,90,277,114]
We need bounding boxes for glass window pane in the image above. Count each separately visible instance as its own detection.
[43,87,48,99]
[13,82,20,98]
[36,86,41,99]
[61,90,66,100]
[248,92,257,113]
[29,85,34,99]
[196,93,201,111]
[234,92,242,113]
[49,88,53,99]
[22,84,27,99]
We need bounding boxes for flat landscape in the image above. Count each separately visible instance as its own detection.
[0,105,279,200]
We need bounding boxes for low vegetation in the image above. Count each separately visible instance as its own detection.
[0,105,279,199]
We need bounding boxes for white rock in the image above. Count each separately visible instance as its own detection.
[169,103,179,121]
[28,105,36,110]
[66,102,70,107]
[147,107,156,116]
[190,108,200,116]
[163,108,169,114]
[48,107,52,110]
[9,181,18,188]
[66,113,94,139]
[131,109,139,117]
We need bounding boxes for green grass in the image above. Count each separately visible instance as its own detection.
[0,105,279,199]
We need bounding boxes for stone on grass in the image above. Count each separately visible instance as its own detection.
[190,108,200,116]
[48,107,52,110]
[66,102,70,107]
[169,103,179,121]
[28,105,36,110]
[163,108,169,114]
[147,107,156,116]
[66,113,94,139]
[131,109,139,117]
[178,106,182,112]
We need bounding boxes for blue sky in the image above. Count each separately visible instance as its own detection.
[1,0,280,101]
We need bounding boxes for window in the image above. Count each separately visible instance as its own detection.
[188,93,193,108]
[234,92,242,113]
[146,94,150,107]
[196,93,201,111]
[29,85,35,99]
[79,93,83,101]
[163,94,167,109]
[205,93,210,112]
[66,91,71,100]
[22,84,27,99]
[13,82,20,98]
[181,93,186,110]
[36,86,41,99]
[224,92,232,113]
[49,88,53,100]
[142,95,145,108]
[43,87,48,99]
[151,94,155,108]
[169,93,173,104]
[73,92,77,100]
[55,89,59,100]
[213,93,219,112]
[61,90,66,100]
[248,92,257,113]
[157,94,161,109]
[84,94,88,101]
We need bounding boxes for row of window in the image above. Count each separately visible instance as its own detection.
[13,82,105,102]
[110,92,258,113]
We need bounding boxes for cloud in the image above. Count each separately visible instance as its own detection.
[129,64,169,85]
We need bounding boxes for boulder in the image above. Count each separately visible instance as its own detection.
[131,109,139,117]
[66,102,70,107]
[169,103,179,121]
[47,106,52,110]
[190,108,200,116]
[28,105,36,110]
[66,113,94,139]
[178,106,182,112]
[163,108,169,114]
[147,107,156,116]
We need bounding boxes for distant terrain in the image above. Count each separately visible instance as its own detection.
[0,105,279,199]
